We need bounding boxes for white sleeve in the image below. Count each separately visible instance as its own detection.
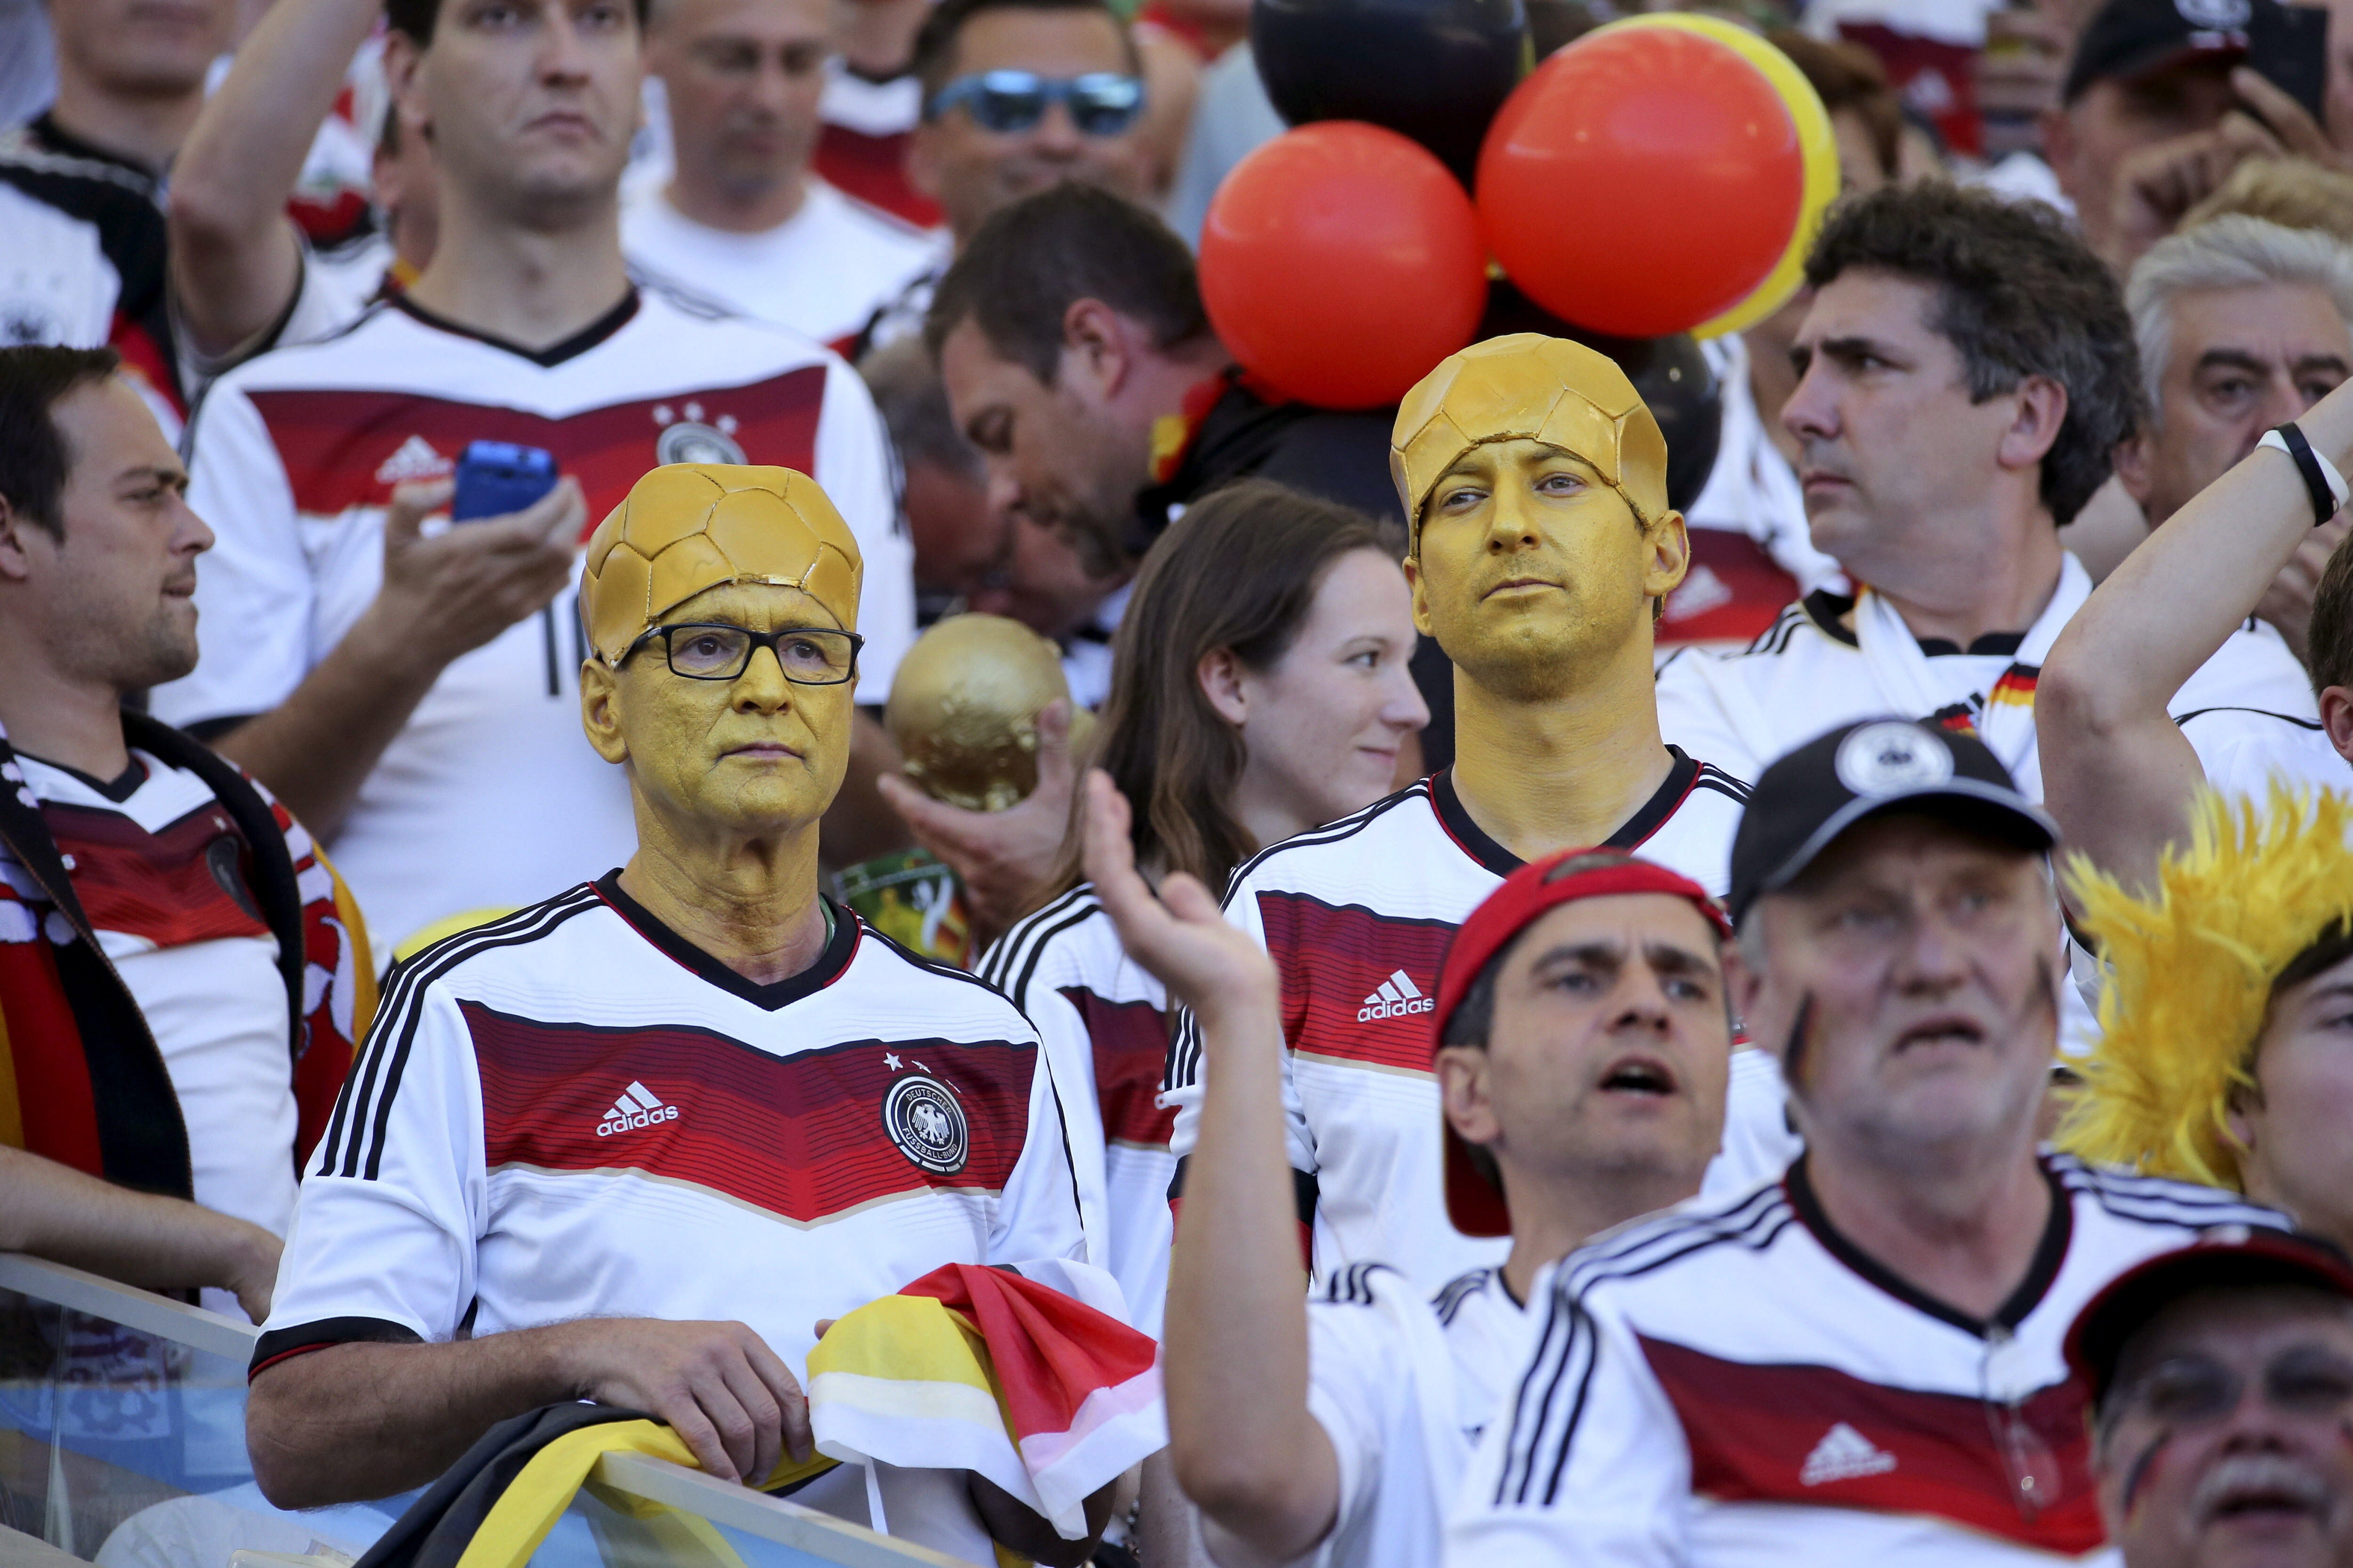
[1163,878,1316,1180]
[812,357,914,700]
[2182,709,2350,803]
[1299,1300,1414,1566]
[259,983,486,1352]
[986,1021,1089,1268]
[1446,1283,1691,1568]
[1013,977,1110,1273]
[1651,649,1764,787]
[151,382,320,729]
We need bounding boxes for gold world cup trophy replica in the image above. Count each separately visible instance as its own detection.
[838,616,1091,965]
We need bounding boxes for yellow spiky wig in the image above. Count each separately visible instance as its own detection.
[2057,783,2353,1189]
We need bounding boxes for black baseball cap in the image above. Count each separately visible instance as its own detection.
[1725,719,2058,923]
[2062,0,2253,105]
[2064,1227,2353,1408]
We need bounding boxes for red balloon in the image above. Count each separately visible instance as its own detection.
[1201,122,1489,410]
[1476,24,1810,337]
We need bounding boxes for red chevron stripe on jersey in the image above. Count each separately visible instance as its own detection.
[1060,988,1176,1148]
[246,363,827,529]
[464,1001,1032,1222]
[1639,1335,2105,1555]
[1253,892,1459,1075]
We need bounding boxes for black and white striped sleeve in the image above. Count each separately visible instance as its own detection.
[1445,1273,1693,1566]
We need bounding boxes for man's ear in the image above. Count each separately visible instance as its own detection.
[2323,685,2353,766]
[2040,107,2080,203]
[905,125,945,203]
[1402,551,1434,638]
[1645,508,1691,600]
[1435,1045,1500,1148]
[1197,646,1248,727]
[1999,374,2071,472]
[2111,432,2155,509]
[0,496,45,584]
[382,31,432,146]
[580,658,630,765]
[1059,298,1132,403]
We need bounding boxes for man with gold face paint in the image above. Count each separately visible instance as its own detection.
[1163,336,1783,1296]
[245,466,1103,1565]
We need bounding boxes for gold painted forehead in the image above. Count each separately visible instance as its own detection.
[581,464,863,665]
[1390,333,1672,546]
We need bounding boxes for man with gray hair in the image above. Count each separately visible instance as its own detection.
[2115,215,2353,665]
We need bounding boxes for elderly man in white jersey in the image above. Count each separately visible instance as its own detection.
[1655,182,2314,799]
[1086,765,1739,1568]
[2041,272,2353,894]
[622,0,939,350]
[1451,718,2288,1567]
[1163,333,1753,1295]
[246,466,1097,1566]
[150,0,918,958]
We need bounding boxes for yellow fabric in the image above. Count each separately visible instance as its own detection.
[2057,784,2353,1187]
[581,465,864,663]
[392,907,519,965]
[1390,334,1671,543]
[316,844,377,1045]
[808,1293,1018,1435]
[451,1420,837,1568]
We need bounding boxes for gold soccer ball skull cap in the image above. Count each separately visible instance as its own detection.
[1391,333,1673,554]
[581,464,863,665]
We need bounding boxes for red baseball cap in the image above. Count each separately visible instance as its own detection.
[1434,849,1734,1238]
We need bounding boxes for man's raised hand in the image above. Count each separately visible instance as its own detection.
[373,475,585,672]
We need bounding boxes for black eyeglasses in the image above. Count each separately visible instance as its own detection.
[624,623,863,684]
[926,70,1144,135]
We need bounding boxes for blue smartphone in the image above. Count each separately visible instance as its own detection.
[451,440,559,522]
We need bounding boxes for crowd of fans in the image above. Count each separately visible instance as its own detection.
[3,0,2353,1563]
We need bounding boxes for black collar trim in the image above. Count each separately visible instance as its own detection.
[1799,588,2031,658]
[18,749,148,804]
[1783,1153,2073,1336]
[593,870,857,1011]
[392,288,640,368]
[1430,749,1702,879]
[29,111,155,181]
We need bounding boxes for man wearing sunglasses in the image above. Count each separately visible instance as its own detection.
[2069,1229,2353,1568]
[905,0,1152,252]
[246,464,1102,1563]
[1449,719,2290,1566]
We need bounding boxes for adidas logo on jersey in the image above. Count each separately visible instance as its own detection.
[596,1081,679,1137]
[375,435,452,485]
[1357,969,1433,1023]
[1800,1422,1897,1486]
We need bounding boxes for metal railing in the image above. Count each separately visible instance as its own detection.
[0,1255,971,1567]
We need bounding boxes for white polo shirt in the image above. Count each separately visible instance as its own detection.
[2178,704,2349,803]
[152,283,913,955]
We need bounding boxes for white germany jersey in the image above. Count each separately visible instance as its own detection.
[1654,557,2315,790]
[979,884,1176,1337]
[1295,1262,1535,1568]
[1165,757,1750,1295]
[623,180,944,351]
[259,874,1083,1387]
[2179,704,2350,803]
[152,285,913,956]
[1450,1156,2286,1568]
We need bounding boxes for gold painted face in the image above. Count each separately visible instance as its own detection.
[582,580,855,838]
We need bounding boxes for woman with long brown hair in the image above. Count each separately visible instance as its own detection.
[978,477,1425,1337]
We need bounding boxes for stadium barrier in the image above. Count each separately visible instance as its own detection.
[0,1254,974,1568]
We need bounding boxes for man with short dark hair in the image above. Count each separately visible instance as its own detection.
[1450,718,2289,1564]
[2067,1230,2353,1568]
[906,0,1151,251]
[1656,181,2309,800]
[152,0,914,957]
[0,344,373,1320]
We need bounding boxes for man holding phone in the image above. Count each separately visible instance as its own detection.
[152,0,915,959]
[2044,0,2344,274]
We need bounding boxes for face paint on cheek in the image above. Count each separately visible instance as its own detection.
[2119,1429,2175,1519]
